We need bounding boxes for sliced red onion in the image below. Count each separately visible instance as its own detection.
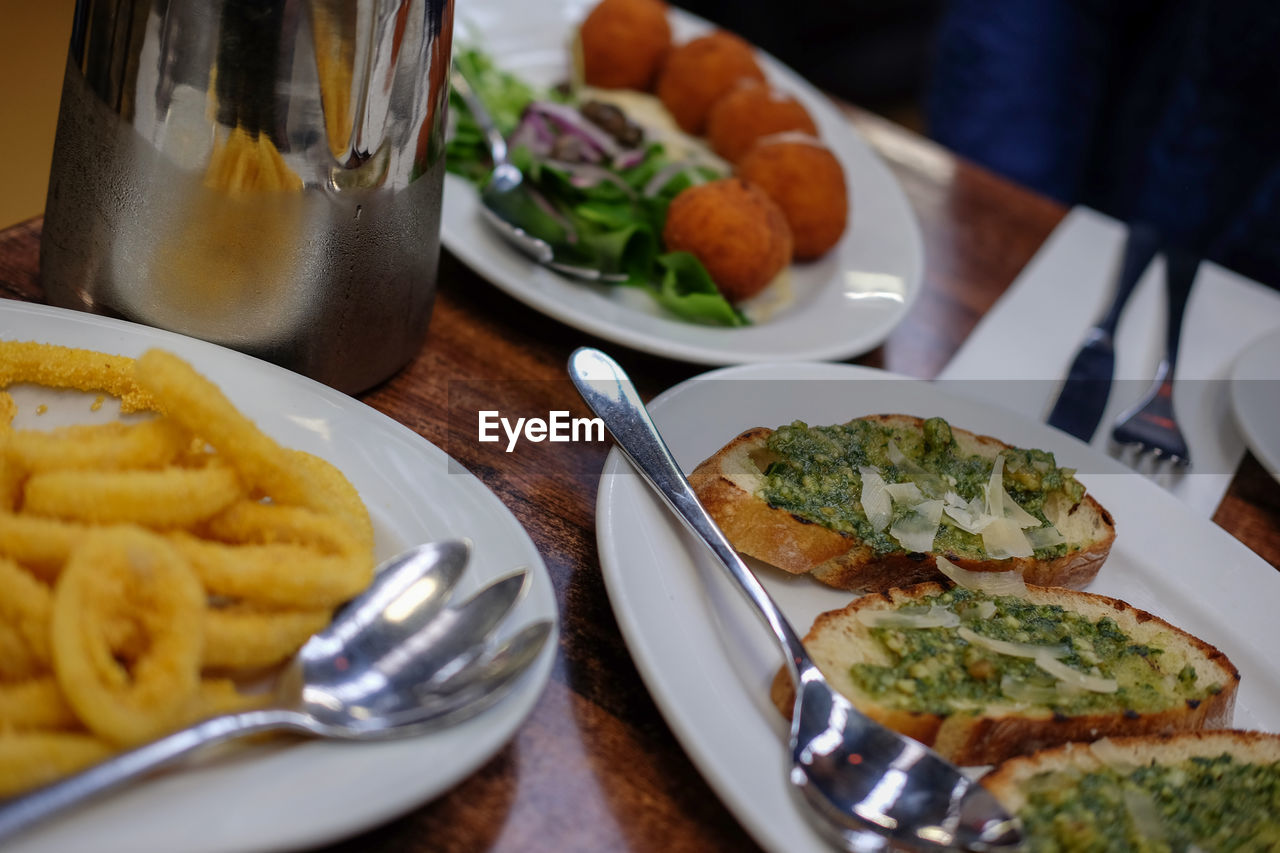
[612,148,647,170]
[508,111,556,157]
[542,159,637,197]
[527,101,621,158]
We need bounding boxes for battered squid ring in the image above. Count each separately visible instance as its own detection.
[169,530,368,609]
[132,349,326,510]
[0,341,154,412]
[24,464,243,527]
[0,513,87,581]
[9,418,189,473]
[0,678,78,730]
[51,528,205,746]
[0,732,112,797]
[0,557,52,677]
[203,605,332,669]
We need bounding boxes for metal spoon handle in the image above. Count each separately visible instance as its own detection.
[568,348,811,682]
[0,708,302,843]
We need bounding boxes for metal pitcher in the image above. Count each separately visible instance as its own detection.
[41,0,454,393]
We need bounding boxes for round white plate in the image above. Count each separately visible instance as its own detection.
[2,301,558,853]
[442,0,923,366]
[596,361,1280,853]
[1229,328,1280,484]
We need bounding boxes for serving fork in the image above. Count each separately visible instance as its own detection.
[450,64,627,284]
[1110,242,1200,470]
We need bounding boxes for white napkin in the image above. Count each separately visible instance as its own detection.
[939,206,1280,517]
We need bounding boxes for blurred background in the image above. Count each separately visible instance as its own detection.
[0,1,74,228]
[7,1,1277,288]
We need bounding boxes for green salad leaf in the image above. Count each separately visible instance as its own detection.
[447,48,749,327]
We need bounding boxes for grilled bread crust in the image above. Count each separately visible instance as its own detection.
[768,582,1240,766]
[981,729,1280,813]
[688,415,1116,593]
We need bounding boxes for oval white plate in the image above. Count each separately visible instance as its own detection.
[441,0,923,366]
[596,361,1280,853]
[1229,328,1280,484]
[2,301,558,853]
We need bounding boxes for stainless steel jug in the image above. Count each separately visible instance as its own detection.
[41,0,454,393]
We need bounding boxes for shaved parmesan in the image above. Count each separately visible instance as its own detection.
[985,455,1007,518]
[859,466,892,532]
[1034,653,1119,693]
[857,605,961,630]
[886,441,946,498]
[943,492,993,534]
[884,482,924,504]
[1088,738,1139,771]
[1026,524,1067,550]
[1001,487,1042,529]
[1000,676,1075,706]
[981,516,1034,559]
[936,556,1028,597]
[889,499,943,552]
[958,626,1068,659]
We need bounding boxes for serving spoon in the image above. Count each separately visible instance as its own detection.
[568,348,1023,852]
[450,63,628,284]
[0,540,552,842]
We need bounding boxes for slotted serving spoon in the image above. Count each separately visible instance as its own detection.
[0,540,552,843]
[569,348,1022,852]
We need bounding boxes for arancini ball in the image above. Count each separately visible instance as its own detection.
[736,138,848,260]
[578,0,672,90]
[706,80,818,162]
[655,31,765,134]
[662,178,793,302]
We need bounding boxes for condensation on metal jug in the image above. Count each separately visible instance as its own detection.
[40,0,454,394]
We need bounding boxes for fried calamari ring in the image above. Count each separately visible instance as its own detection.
[0,678,78,730]
[288,449,375,555]
[133,349,327,511]
[24,464,242,527]
[0,732,112,797]
[0,342,153,412]
[9,418,189,473]
[52,529,204,746]
[170,530,367,609]
[0,557,52,677]
[0,513,84,581]
[204,605,331,669]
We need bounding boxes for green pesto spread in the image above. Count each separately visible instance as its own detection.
[1019,754,1280,852]
[848,588,1218,716]
[758,417,1086,557]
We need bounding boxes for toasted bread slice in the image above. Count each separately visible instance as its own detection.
[982,731,1280,847]
[769,582,1239,766]
[689,415,1115,592]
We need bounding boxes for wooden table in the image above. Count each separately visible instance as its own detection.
[2,107,1276,853]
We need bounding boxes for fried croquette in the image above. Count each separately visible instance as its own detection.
[578,0,672,90]
[706,81,818,163]
[662,178,792,302]
[655,31,765,134]
[736,138,847,259]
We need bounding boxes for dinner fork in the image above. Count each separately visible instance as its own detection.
[450,64,628,284]
[1110,242,1200,469]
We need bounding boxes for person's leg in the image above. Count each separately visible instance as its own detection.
[926,0,1120,203]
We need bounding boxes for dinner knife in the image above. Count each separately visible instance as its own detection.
[1045,221,1161,442]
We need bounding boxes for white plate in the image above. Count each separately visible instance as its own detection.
[2,302,558,853]
[1229,328,1280,484]
[441,0,923,366]
[596,361,1280,853]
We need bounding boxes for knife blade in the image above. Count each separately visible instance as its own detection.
[1045,221,1161,442]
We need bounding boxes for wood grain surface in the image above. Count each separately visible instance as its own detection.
[1,104,1275,853]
